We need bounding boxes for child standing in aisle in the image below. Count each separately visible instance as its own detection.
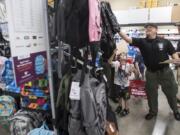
[108,49,134,117]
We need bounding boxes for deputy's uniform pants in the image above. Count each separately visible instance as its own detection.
[145,67,178,114]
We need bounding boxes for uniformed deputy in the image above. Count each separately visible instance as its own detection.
[118,23,180,121]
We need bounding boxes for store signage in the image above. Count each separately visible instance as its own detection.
[6,0,49,86]
[13,51,47,85]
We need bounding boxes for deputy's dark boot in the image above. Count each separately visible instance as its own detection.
[145,113,157,120]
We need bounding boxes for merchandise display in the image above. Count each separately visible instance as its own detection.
[80,74,107,135]
[0,1,53,134]
[53,1,121,134]
[0,0,180,135]
[0,95,16,116]
[0,95,15,133]
[0,46,20,94]
[0,56,7,81]
[9,110,44,135]
[2,59,14,85]
[100,1,120,61]
[20,77,50,111]
[88,0,102,42]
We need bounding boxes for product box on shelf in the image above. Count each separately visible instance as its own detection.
[146,0,152,8]
[171,6,180,23]
[151,0,158,7]
[145,0,158,8]
[139,0,146,8]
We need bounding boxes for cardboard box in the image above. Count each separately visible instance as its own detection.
[151,3,158,8]
[146,4,151,8]
[139,0,146,8]
[146,0,152,8]
[146,0,159,8]
[171,6,180,23]
[151,0,158,7]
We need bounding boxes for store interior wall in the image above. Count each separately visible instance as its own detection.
[0,0,5,6]
[108,0,180,10]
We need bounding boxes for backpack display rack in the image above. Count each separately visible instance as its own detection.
[50,0,121,134]
[51,41,120,135]
[0,0,122,134]
[0,4,56,135]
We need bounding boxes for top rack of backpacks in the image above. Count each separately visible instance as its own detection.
[49,0,122,135]
[0,0,122,134]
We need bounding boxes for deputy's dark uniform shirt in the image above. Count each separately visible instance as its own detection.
[131,37,175,72]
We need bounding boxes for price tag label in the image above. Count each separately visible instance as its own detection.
[69,82,80,100]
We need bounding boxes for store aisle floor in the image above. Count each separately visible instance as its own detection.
[1,89,180,135]
[110,89,180,135]
[0,126,10,135]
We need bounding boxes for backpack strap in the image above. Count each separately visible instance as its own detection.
[40,122,49,130]
[80,46,89,87]
[83,118,99,128]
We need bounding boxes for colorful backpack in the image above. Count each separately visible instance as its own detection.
[2,59,14,85]
[6,81,21,93]
[0,95,16,117]
[20,78,50,111]
[0,56,8,81]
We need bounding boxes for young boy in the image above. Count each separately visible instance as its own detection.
[108,49,134,117]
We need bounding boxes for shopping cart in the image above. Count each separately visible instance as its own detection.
[129,80,147,98]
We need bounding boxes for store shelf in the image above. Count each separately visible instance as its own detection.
[149,7,172,23]
[0,21,7,25]
[119,22,178,27]
[115,6,180,26]
[158,33,179,35]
